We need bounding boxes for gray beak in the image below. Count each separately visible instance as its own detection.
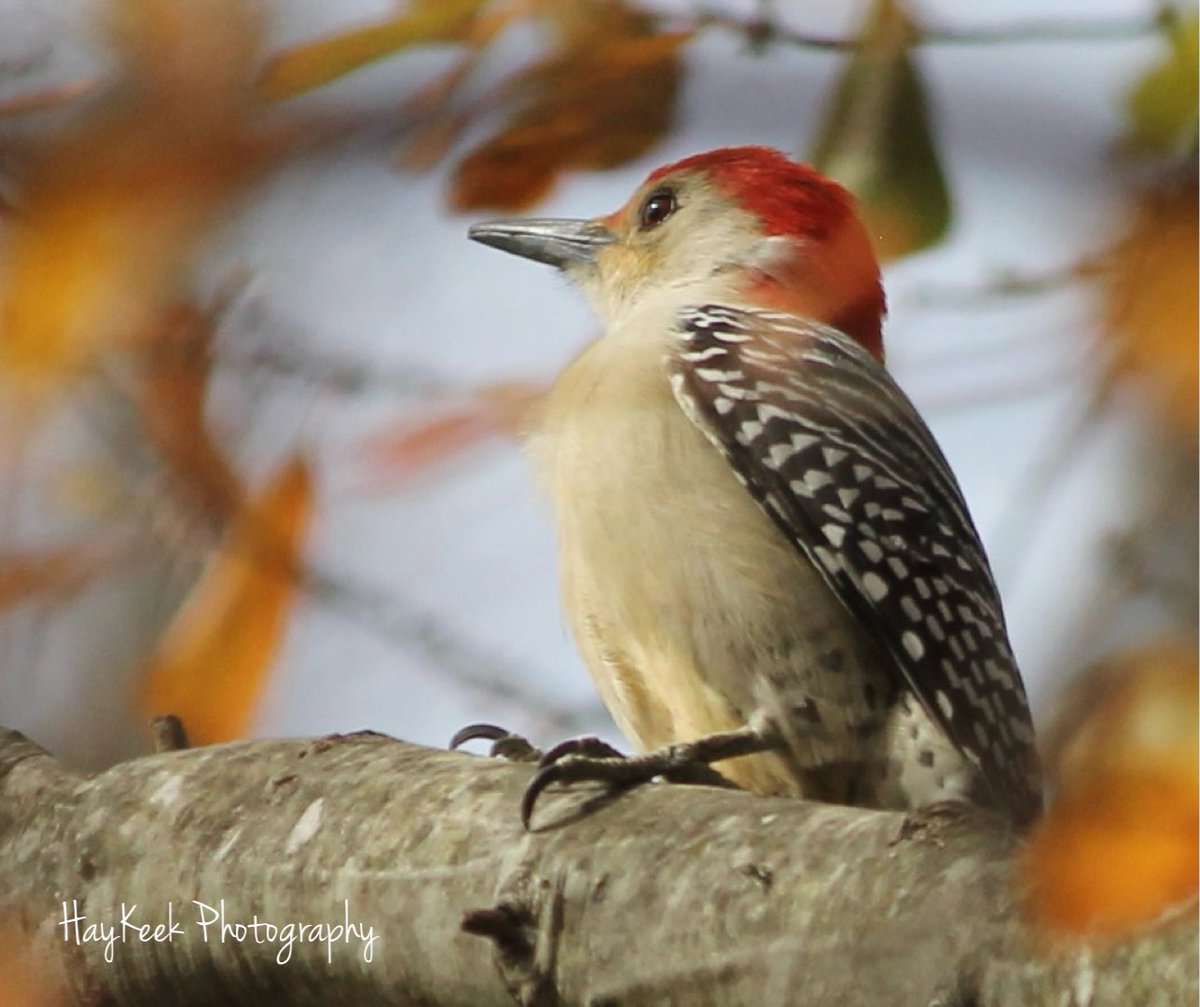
[468,218,614,269]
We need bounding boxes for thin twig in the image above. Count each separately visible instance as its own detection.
[692,8,1167,52]
[217,342,455,399]
[915,361,1079,417]
[0,76,100,118]
[301,564,600,737]
[908,253,1113,310]
[150,714,191,752]
[213,297,456,399]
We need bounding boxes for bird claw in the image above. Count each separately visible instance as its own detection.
[449,723,508,749]
[521,732,753,828]
[521,736,639,829]
[536,735,625,766]
[522,751,638,829]
[449,723,541,763]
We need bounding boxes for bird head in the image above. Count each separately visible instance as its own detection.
[469,146,886,360]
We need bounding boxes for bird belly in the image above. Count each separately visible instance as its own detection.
[532,341,902,801]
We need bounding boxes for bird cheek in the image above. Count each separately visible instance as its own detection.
[570,253,631,322]
[599,245,654,294]
[747,235,808,278]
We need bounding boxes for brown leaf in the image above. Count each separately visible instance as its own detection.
[138,303,245,529]
[449,2,688,211]
[139,456,314,744]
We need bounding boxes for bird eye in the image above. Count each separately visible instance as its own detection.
[638,188,678,230]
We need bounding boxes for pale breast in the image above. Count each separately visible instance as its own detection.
[529,329,898,798]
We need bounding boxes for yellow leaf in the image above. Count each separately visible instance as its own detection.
[1123,12,1198,156]
[259,0,487,101]
[808,0,951,260]
[139,456,314,744]
[0,0,274,407]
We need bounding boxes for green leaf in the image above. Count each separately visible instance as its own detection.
[1124,11,1198,156]
[808,0,951,260]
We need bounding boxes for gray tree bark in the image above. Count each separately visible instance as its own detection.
[0,727,1194,1005]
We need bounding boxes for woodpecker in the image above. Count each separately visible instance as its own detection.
[468,146,1043,828]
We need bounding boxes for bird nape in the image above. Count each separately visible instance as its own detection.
[467,145,1042,831]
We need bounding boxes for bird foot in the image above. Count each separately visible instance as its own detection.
[521,725,780,829]
[449,723,541,763]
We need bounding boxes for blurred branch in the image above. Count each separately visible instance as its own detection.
[1062,450,1200,655]
[908,252,1114,309]
[218,340,455,400]
[693,8,1169,52]
[0,77,99,118]
[916,361,1080,417]
[0,537,136,613]
[302,564,598,736]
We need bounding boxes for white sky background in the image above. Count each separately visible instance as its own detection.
[0,0,1178,765]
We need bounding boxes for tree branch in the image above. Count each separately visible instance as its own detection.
[0,728,1193,1005]
[692,8,1167,52]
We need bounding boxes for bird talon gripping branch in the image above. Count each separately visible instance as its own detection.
[536,735,626,766]
[522,732,749,828]
[470,146,1043,829]
[521,753,626,829]
[449,723,541,763]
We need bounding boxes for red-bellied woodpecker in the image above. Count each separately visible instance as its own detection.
[468,146,1043,828]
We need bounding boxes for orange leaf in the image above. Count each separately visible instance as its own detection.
[139,456,314,744]
[1020,642,1199,942]
[1102,181,1199,435]
[359,381,545,489]
[0,920,62,1007]
[259,0,487,101]
[449,3,688,211]
[0,0,276,409]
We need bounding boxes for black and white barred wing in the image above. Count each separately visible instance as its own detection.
[667,304,1042,825]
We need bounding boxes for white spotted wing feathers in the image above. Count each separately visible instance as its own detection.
[668,304,1042,826]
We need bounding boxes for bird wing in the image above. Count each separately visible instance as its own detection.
[667,303,1042,825]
